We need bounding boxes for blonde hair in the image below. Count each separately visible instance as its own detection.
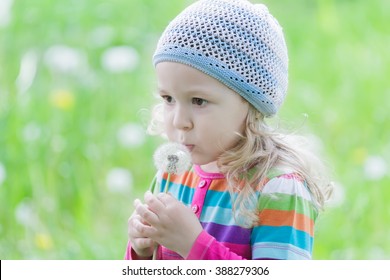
[148,102,333,227]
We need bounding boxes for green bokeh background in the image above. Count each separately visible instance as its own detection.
[0,0,389,259]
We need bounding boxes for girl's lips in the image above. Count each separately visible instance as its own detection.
[184,144,194,152]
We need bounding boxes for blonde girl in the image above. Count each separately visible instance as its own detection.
[126,0,332,260]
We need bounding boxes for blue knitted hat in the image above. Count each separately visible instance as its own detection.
[153,0,288,117]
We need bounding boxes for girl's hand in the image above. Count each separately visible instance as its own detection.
[127,203,156,259]
[134,191,203,258]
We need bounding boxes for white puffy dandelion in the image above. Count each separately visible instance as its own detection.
[106,168,133,193]
[22,122,41,142]
[117,123,146,148]
[44,45,86,73]
[363,155,388,181]
[101,46,139,73]
[15,199,38,228]
[153,142,191,175]
[151,142,191,193]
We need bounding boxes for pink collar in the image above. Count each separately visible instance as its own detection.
[194,165,225,180]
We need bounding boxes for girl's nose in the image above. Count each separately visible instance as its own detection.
[172,106,193,131]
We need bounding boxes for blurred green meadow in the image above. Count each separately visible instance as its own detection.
[0,0,389,259]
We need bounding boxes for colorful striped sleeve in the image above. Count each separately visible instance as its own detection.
[252,174,318,260]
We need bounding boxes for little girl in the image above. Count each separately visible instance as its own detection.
[126,0,332,260]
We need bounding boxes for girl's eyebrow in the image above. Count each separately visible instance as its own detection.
[157,87,213,97]
[157,88,170,95]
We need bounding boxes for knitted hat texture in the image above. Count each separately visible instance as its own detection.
[153,0,288,117]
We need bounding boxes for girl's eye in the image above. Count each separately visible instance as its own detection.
[162,95,174,104]
[192,98,208,106]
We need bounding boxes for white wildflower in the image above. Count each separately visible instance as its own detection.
[153,142,191,174]
[363,155,388,181]
[0,162,6,185]
[44,45,86,73]
[0,0,13,27]
[15,50,38,94]
[15,199,38,228]
[22,122,41,142]
[101,46,139,73]
[106,168,133,193]
[117,123,146,148]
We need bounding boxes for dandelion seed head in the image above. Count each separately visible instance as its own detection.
[101,46,139,73]
[22,122,41,142]
[15,199,38,228]
[106,168,133,193]
[117,123,145,148]
[363,155,387,181]
[153,142,191,174]
[44,45,86,73]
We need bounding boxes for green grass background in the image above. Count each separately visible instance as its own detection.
[0,0,389,259]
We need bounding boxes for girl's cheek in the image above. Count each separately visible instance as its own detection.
[163,121,174,140]
[164,115,172,130]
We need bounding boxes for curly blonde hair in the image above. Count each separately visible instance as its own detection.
[148,102,333,227]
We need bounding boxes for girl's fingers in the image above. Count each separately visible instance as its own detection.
[133,198,142,208]
[157,192,175,205]
[134,200,159,229]
[129,214,148,234]
[133,215,158,236]
[133,237,154,249]
[144,191,166,213]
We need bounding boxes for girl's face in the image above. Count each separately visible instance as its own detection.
[156,62,249,171]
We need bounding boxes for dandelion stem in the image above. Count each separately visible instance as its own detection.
[164,173,171,193]
[153,245,158,260]
[149,174,158,194]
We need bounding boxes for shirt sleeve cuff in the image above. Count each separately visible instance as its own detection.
[186,230,215,260]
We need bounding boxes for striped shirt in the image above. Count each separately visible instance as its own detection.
[125,164,318,260]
